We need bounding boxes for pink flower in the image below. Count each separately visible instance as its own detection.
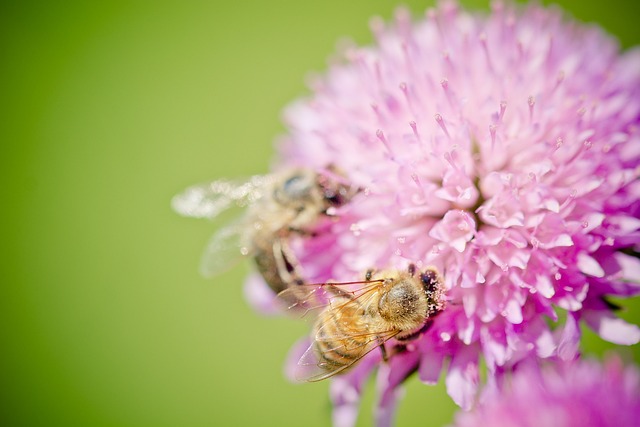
[248,0,640,425]
[450,356,640,427]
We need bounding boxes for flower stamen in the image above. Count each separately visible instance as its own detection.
[435,113,451,139]
[498,100,507,122]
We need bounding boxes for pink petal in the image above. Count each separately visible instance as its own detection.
[375,351,419,427]
[580,213,605,233]
[577,252,605,278]
[502,298,523,324]
[584,310,640,345]
[556,312,580,361]
[614,252,640,283]
[419,349,445,385]
[330,355,380,427]
[446,347,480,410]
[243,273,282,315]
[481,325,508,368]
[607,215,640,234]
[428,210,476,253]
[534,327,556,358]
[534,274,555,298]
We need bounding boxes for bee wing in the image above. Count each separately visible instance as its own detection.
[172,175,274,220]
[282,279,399,382]
[198,222,247,278]
[278,279,385,316]
[293,327,399,382]
[277,283,334,314]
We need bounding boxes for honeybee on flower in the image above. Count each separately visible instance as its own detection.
[173,167,357,295]
[281,264,446,381]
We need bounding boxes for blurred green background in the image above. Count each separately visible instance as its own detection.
[1,1,639,426]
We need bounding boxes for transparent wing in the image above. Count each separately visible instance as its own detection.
[278,279,385,317]
[171,175,274,220]
[294,327,398,382]
[199,222,248,278]
[281,278,398,381]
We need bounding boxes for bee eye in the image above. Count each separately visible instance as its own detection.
[276,174,313,204]
[324,190,343,206]
[323,183,353,207]
[420,270,439,293]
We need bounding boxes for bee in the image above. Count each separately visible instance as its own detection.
[172,167,357,294]
[282,264,446,381]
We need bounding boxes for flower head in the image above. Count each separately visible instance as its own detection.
[451,356,640,427]
[248,0,640,425]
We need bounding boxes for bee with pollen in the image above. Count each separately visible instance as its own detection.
[281,264,446,381]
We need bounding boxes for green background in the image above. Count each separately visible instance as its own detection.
[2,1,639,426]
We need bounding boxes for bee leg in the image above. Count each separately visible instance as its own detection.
[325,284,356,300]
[396,319,434,343]
[287,226,318,238]
[273,239,305,286]
[365,269,375,281]
[378,339,389,362]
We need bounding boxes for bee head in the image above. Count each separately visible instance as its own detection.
[419,267,446,315]
[420,268,441,294]
[316,167,359,209]
[274,170,317,210]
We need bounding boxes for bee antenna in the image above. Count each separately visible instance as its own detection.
[407,263,416,275]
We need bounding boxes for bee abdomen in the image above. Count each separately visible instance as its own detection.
[253,249,287,294]
[313,301,371,371]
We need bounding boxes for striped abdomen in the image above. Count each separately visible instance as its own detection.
[312,296,379,373]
